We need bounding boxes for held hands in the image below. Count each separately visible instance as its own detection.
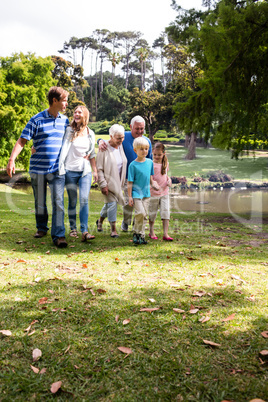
[128,197,134,207]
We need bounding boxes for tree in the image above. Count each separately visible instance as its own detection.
[167,0,268,157]
[153,33,167,92]
[51,56,87,114]
[0,53,55,169]
[130,88,174,143]
[97,85,130,121]
[119,31,145,89]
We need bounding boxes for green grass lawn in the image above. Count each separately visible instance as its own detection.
[166,146,268,182]
[0,184,267,401]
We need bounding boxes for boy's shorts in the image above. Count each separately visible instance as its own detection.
[149,194,170,221]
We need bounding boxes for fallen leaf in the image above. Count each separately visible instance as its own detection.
[259,350,268,360]
[16,259,27,263]
[199,316,210,323]
[117,346,133,354]
[173,308,185,313]
[96,288,106,294]
[118,274,123,281]
[231,274,246,283]
[0,330,12,336]
[28,330,36,336]
[40,368,47,374]
[38,297,48,304]
[249,400,266,402]
[30,365,39,374]
[222,313,236,322]
[140,307,160,312]
[64,345,71,354]
[90,289,96,296]
[32,348,42,362]
[189,308,199,314]
[123,319,130,325]
[50,381,62,394]
[82,263,88,268]
[193,291,206,297]
[261,331,268,338]
[115,315,119,323]
[148,298,156,303]
[48,289,54,294]
[203,339,221,348]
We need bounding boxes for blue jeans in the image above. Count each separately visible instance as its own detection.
[65,170,92,234]
[30,172,65,242]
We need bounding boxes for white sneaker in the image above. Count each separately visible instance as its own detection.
[121,221,128,232]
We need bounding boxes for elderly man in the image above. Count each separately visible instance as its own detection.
[6,86,69,248]
[98,115,152,232]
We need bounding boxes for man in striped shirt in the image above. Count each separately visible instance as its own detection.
[7,87,69,248]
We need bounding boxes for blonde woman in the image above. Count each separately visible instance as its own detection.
[59,106,97,242]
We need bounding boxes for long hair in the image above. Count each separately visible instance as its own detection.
[153,142,168,175]
[70,106,90,141]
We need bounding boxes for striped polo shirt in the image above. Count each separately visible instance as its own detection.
[21,109,69,174]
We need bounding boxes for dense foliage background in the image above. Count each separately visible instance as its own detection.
[0,0,267,169]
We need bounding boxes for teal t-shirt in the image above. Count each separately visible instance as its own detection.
[128,159,154,199]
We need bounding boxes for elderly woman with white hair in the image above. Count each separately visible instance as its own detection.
[96,124,127,238]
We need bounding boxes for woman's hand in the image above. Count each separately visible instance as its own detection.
[101,186,109,196]
[93,171,98,184]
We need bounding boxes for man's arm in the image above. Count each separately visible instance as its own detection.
[6,137,28,177]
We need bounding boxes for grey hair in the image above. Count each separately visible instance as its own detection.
[130,115,145,126]
[109,124,125,137]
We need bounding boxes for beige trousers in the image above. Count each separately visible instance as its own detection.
[133,198,150,236]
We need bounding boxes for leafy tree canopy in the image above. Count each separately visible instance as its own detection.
[168,0,268,156]
[0,53,55,168]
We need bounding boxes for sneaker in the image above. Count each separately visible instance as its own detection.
[54,237,68,248]
[139,236,148,245]
[133,233,140,245]
[121,221,128,232]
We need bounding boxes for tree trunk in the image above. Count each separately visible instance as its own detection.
[185,132,197,160]
[185,134,190,148]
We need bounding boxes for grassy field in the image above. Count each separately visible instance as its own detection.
[166,146,268,182]
[0,184,267,401]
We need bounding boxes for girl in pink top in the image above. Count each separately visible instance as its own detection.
[149,142,173,241]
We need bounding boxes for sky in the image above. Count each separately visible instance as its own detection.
[0,0,204,76]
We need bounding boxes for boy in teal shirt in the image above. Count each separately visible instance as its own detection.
[128,137,159,245]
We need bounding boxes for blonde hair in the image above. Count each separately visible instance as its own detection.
[70,106,90,141]
[133,137,149,150]
[153,142,168,175]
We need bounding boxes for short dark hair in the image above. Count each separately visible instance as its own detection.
[47,86,69,105]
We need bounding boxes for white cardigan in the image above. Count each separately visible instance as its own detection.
[59,126,96,177]
[96,142,127,205]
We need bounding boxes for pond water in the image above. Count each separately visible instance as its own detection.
[8,183,268,215]
[170,188,268,215]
